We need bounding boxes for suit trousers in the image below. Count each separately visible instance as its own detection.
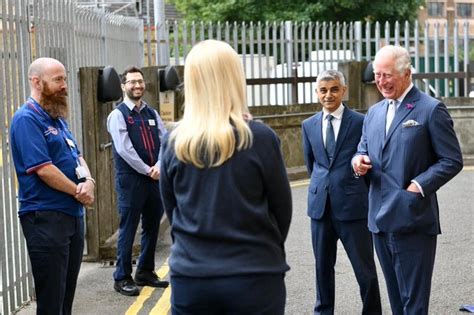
[170,274,286,315]
[114,174,164,281]
[373,232,437,315]
[20,211,84,315]
[311,199,381,315]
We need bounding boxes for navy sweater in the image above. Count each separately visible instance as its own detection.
[160,120,292,277]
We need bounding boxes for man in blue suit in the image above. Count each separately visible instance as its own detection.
[353,45,463,315]
[302,70,382,315]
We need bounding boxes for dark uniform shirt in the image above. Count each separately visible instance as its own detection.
[160,120,292,277]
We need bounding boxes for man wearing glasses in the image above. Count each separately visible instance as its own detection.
[107,66,169,296]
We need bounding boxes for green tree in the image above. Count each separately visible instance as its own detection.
[168,0,425,23]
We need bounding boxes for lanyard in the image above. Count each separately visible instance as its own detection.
[27,98,80,166]
[58,119,80,166]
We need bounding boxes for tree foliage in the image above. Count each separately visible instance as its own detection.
[168,0,425,23]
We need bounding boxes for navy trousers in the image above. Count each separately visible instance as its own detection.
[114,174,164,281]
[373,232,437,315]
[20,211,84,315]
[170,274,286,315]
[311,200,381,315]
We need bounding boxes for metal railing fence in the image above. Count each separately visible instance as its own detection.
[153,20,472,105]
[0,0,143,313]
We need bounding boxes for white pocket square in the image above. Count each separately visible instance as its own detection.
[402,119,420,127]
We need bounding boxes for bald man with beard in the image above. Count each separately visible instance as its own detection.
[10,57,95,315]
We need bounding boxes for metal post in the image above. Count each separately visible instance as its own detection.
[146,0,152,65]
[354,21,362,61]
[463,21,469,96]
[154,0,168,66]
[285,21,293,103]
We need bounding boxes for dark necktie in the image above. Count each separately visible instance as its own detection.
[325,114,336,162]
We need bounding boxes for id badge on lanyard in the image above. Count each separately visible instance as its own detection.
[60,123,86,179]
[65,135,87,179]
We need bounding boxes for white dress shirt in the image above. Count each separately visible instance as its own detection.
[322,104,344,148]
[386,83,414,132]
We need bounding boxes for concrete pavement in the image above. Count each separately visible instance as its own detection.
[15,168,474,314]
[285,167,474,314]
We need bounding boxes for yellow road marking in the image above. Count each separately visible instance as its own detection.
[464,165,474,171]
[156,260,169,279]
[150,260,171,315]
[126,261,170,315]
[290,179,309,188]
[125,286,155,315]
[149,286,171,315]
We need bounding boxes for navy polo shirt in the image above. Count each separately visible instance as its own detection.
[10,98,84,217]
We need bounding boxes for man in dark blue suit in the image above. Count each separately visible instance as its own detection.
[353,45,463,315]
[302,70,382,315]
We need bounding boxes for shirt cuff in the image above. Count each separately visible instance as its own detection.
[26,161,52,174]
[146,166,153,175]
[411,180,425,197]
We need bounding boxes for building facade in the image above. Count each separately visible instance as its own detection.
[419,0,474,36]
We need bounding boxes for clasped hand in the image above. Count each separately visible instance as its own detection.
[353,155,372,176]
[148,165,160,180]
[75,181,95,206]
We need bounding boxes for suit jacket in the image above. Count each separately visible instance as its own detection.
[356,86,463,235]
[302,105,369,221]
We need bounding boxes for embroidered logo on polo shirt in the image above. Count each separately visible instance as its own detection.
[127,116,135,124]
[44,126,58,136]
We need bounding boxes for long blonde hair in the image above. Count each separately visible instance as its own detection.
[170,40,252,168]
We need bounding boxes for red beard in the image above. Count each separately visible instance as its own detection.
[40,80,69,119]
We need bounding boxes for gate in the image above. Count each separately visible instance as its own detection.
[0,1,143,313]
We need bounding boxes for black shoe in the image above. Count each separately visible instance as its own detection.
[114,278,140,296]
[134,269,169,288]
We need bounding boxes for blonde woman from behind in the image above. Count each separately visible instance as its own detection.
[160,39,293,315]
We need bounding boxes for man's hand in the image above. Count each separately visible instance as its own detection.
[75,181,95,206]
[406,182,421,193]
[353,155,372,176]
[243,112,253,121]
[148,166,160,181]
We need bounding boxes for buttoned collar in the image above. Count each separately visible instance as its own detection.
[322,103,344,121]
[123,97,146,112]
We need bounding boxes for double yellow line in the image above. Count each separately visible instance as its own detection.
[125,261,171,315]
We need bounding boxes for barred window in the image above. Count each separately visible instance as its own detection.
[457,3,473,17]
[427,2,444,17]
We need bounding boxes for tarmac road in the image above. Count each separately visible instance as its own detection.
[15,168,474,315]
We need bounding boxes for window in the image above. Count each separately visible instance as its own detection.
[427,2,444,17]
[457,3,473,17]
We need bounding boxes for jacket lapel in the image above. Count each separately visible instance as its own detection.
[330,105,351,166]
[314,112,331,167]
[384,86,420,147]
